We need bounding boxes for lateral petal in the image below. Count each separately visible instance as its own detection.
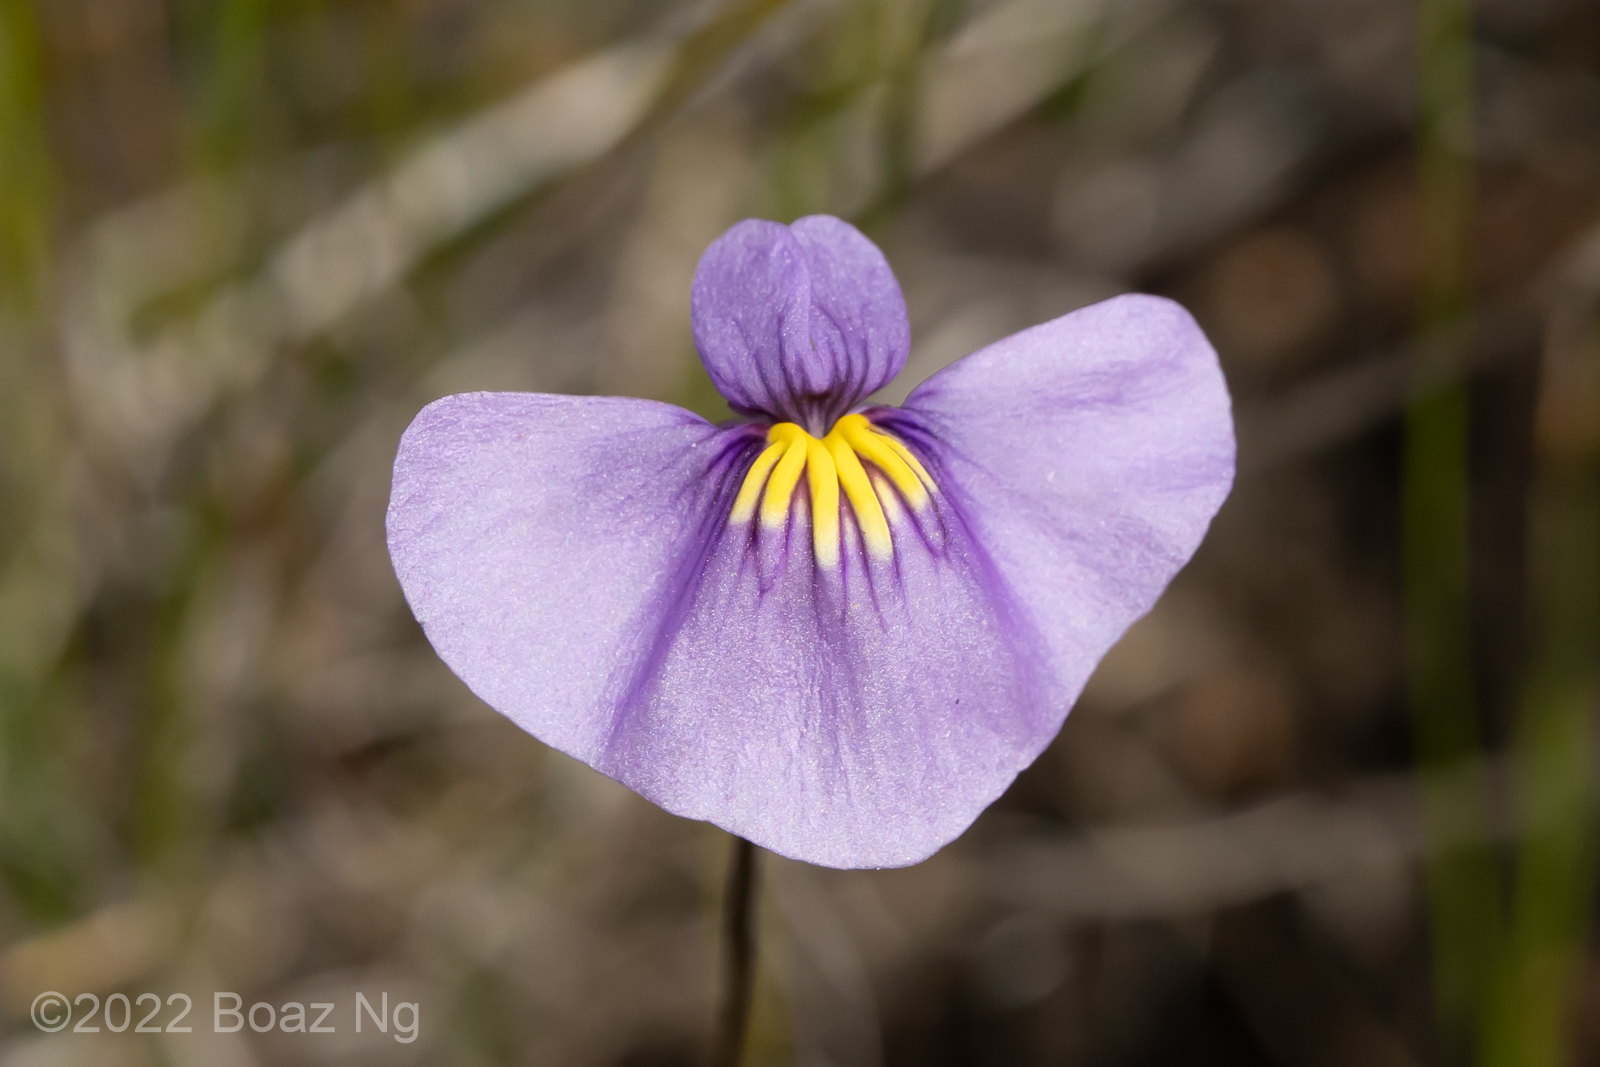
[386,392,746,762]
[891,293,1236,721]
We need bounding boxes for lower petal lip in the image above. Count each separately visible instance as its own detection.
[386,392,1061,868]
[593,448,1061,868]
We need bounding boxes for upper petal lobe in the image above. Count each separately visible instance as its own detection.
[691,216,909,429]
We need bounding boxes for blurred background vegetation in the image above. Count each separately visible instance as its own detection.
[0,0,1597,1064]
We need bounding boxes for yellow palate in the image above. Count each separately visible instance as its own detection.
[729,414,932,565]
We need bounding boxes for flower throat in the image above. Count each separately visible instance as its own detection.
[730,413,933,567]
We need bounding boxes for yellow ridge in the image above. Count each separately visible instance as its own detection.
[758,424,809,529]
[805,435,840,567]
[736,414,932,566]
[730,440,786,523]
[835,414,930,508]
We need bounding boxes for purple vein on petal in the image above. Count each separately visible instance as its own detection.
[598,424,767,760]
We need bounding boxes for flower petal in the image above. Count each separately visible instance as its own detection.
[787,214,910,405]
[691,215,909,430]
[597,487,1058,869]
[386,392,744,762]
[890,293,1236,718]
[388,392,1057,869]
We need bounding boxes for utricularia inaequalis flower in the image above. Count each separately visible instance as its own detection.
[387,215,1235,868]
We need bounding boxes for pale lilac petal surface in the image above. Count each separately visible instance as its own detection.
[599,499,1055,868]
[890,293,1236,723]
[387,392,736,761]
[691,215,908,429]
[387,394,1056,868]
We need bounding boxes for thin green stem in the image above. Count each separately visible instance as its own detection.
[713,835,760,1067]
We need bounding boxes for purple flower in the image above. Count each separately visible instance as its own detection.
[386,215,1234,868]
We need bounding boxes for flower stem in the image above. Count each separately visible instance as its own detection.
[713,834,759,1067]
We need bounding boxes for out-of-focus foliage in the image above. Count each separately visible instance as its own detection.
[0,1,1597,1065]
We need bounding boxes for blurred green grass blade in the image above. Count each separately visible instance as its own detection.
[759,0,885,222]
[1404,385,1501,1041]
[131,583,198,869]
[0,0,53,523]
[655,0,799,118]
[0,675,89,923]
[1483,321,1600,1067]
[0,0,52,314]
[1408,0,1501,1045]
[199,0,269,168]
[361,2,418,142]
[755,0,936,226]
[862,0,936,230]
[0,0,74,925]
[1418,0,1472,324]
